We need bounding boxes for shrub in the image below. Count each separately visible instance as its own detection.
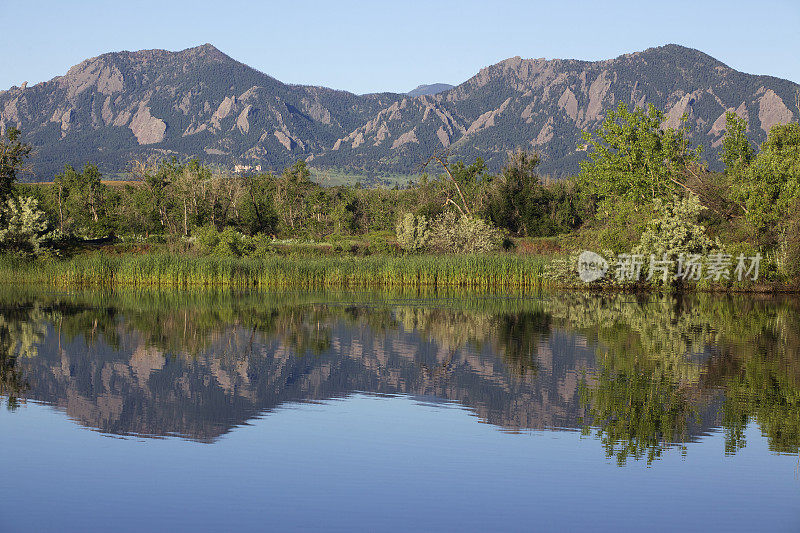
[594,198,651,254]
[248,233,278,258]
[193,225,244,257]
[397,211,505,254]
[632,194,719,285]
[396,213,430,252]
[193,224,220,255]
[429,212,505,254]
[0,196,60,256]
[212,227,244,257]
[364,231,396,255]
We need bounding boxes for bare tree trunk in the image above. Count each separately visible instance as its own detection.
[57,185,64,232]
[90,191,98,222]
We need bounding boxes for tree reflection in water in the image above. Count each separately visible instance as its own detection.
[0,287,797,462]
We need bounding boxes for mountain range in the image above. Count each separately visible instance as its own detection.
[1,43,797,181]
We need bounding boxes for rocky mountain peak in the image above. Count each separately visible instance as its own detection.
[179,42,231,62]
[1,44,797,179]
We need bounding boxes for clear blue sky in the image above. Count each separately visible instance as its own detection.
[2,0,798,94]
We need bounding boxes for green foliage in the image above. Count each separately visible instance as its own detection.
[595,198,652,254]
[733,123,800,243]
[193,224,219,255]
[0,196,59,256]
[396,210,504,254]
[275,161,317,234]
[363,231,396,255]
[441,150,584,238]
[193,224,245,257]
[0,128,32,203]
[428,212,505,254]
[447,157,489,213]
[238,173,279,235]
[395,213,431,252]
[632,194,718,284]
[0,252,551,290]
[53,163,111,237]
[483,150,542,235]
[784,198,800,281]
[213,227,245,257]
[720,111,754,175]
[579,103,700,204]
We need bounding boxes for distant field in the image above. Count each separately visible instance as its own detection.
[25,180,141,188]
[308,168,417,187]
[23,170,417,189]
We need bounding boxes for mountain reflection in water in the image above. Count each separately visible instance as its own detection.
[1,288,799,465]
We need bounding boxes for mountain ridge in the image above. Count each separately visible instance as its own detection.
[1,43,797,180]
[407,83,455,97]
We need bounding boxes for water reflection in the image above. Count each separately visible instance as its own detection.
[1,288,798,463]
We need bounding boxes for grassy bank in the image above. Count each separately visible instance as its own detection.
[0,253,551,290]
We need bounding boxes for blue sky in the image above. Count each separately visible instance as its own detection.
[2,0,798,94]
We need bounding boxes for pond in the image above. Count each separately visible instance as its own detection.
[0,288,798,532]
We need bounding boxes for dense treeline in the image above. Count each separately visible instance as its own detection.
[6,142,584,254]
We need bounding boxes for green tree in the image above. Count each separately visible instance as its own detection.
[173,159,207,236]
[484,149,548,236]
[733,122,800,243]
[239,172,279,235]
[133,158,176,233]
[421,152,476,216]
[448,157,489,214]
[53,163,110,236]
[330,188,359,235]
[274,161,314,233]
[0,128,32,203]
[578,103,701,205]
[720,112,754,175]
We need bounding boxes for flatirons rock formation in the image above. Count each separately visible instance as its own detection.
[1,43,797,180]
[407,83,455,97]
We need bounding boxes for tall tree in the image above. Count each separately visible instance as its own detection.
[720,112,754,175]
[578,103,700,204]
[484,149,543,236]
[53,163,109,235]
[0,128,32,203]
[733,122,800,243]
[274,161,314,232]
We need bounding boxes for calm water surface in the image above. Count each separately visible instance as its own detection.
[0,289,798,532]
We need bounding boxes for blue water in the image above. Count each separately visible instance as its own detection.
[0,290,798,531]
[1,395,797,533]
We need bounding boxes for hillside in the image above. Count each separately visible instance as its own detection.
[1,44,797,180]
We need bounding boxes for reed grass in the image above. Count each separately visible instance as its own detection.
[0,253,552,291]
